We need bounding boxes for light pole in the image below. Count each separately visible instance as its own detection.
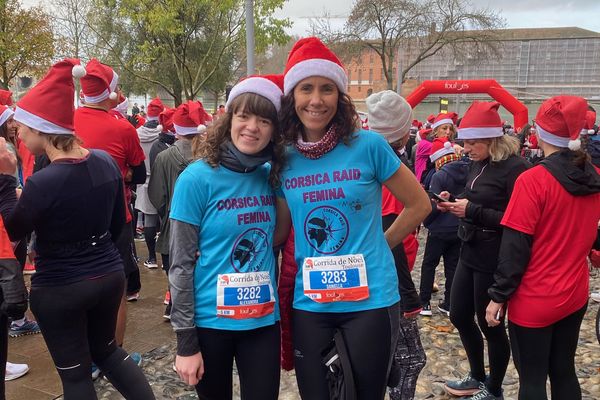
[245,0,255,75]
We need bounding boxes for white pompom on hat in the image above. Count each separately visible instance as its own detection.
[226,74,284,112]
[430,137,455,162]
[283,37,348,95]
[366,90,413,143]
[13,58,83,135]
[534,95,588,150]
[457,101,504,140]
[80,58,119,104]
[173,101,211,136]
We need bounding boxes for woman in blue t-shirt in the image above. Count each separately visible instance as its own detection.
[277,37,431,400]
[169,75,287,399]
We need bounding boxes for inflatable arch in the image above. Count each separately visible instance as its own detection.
[406,79,529,131]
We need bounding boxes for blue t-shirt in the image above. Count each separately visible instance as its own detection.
[170,160,279,330]
[279,129,401,313]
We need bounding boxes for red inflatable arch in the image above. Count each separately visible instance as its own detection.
[406,79,529,131]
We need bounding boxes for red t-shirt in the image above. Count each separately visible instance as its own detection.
[381,187,419,271]
[74,107,145,222]
[502,165,600,328]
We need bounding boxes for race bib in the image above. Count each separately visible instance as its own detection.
[302,254,369,303]
[216,272,275,319]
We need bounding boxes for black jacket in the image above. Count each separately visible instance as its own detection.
[424,160,470,232]
[149,133,176,170]
[458,155,530,272]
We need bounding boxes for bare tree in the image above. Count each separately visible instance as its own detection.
[312,0,505,90]
[50,0,92,60]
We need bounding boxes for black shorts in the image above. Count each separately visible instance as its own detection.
[114,221,138,276]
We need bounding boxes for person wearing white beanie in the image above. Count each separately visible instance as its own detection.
[366,90,426,400]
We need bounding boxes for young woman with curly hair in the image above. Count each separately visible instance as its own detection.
[168,75,287,400]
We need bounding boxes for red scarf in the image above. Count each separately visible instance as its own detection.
[295,125,339,159]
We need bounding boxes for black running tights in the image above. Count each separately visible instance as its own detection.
[29,272,155,400]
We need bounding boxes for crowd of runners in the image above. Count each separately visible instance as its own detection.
[0,37,599,400]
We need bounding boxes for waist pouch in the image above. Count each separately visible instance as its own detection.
[321,329,357,400]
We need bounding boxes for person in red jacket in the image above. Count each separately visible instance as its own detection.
[74,59,146,372]
[486,96,600,399]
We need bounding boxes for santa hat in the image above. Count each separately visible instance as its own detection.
[419,128,432,140]
[534,95,588,150]
[173,101,211,136]
[283,37,347,95]
[13,58,84,135]
[430,137,455,162]
[0,90,13,106]
[226,74,284,112]
[457,101,504,140]
[147,97,165,121]
[427,114,436,124]
[366,90,413,143]
[581,110,596,135]
[80,58,119,104]
[0,105,13,127]
[412,119,422,129]
[431,112,458,130]
[158,107,175,134]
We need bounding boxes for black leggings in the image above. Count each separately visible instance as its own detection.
[419,231,460,306]
[29,272,155,400]
[194,323,280,400]
[293,303,400,400]
[509,304,587,400]
[449,263,510,394]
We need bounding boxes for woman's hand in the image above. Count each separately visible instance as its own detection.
[176,352,204,386]
[0,138,17,175]
[438,198,468,218]
[485,301,504,327]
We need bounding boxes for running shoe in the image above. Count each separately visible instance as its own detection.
[9,318,41,338]
[23,263,36,275]
[591,291,600,303]
[445,374,485,397]
[143,259,158,269]
[164,290,171,305]
[163,303,172,321]
[459,385,503,400]
[126,292,140,302]
[134,233,145,242]
[91,363,101,380]
[420,303,432,316]
[5,362,29,381]
[129,352,142,367]
[438,301,451,317]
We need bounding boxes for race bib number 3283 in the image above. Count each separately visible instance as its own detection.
[302,254,369,303]
[216,272,275,319]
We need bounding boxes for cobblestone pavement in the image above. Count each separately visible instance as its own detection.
[89,231,600,399]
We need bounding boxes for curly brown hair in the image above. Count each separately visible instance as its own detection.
[192,93,285,188]
[279,90,360,146]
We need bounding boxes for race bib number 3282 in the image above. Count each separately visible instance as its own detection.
[216,272,275,319]
[302,254,369,303]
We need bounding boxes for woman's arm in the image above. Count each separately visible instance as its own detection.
[383,163,431,249]
[274,197,291,247]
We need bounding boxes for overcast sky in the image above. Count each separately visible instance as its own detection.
[22,0,600,35]
[273,0,600,35]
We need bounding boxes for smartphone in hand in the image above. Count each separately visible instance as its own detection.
[430,192,456,203]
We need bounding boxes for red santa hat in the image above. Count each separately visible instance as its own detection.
[426,114,436,124]
[0,90,13,106]
[411,119,422,129]
[173,101,211,136]
[226,74,284,112]
[0,105,13,127]
[13,58,84,135]
[431,112,458,130]
[80,58,119,104]
[534,95,588,150]
[581,109,596,135]
[430,137,455,162]
[418,128,432,140]
[147,97,165,120]
[457,101,504,140]
[283,37,348,95]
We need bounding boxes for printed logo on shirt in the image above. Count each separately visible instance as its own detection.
[303,206,349,254]
[230,228,270,272]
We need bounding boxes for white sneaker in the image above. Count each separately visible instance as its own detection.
[591,291,600,303]
[143,260,158,269]
[5,362,29,381]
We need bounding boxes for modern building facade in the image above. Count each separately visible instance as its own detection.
[346,27,600,101]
